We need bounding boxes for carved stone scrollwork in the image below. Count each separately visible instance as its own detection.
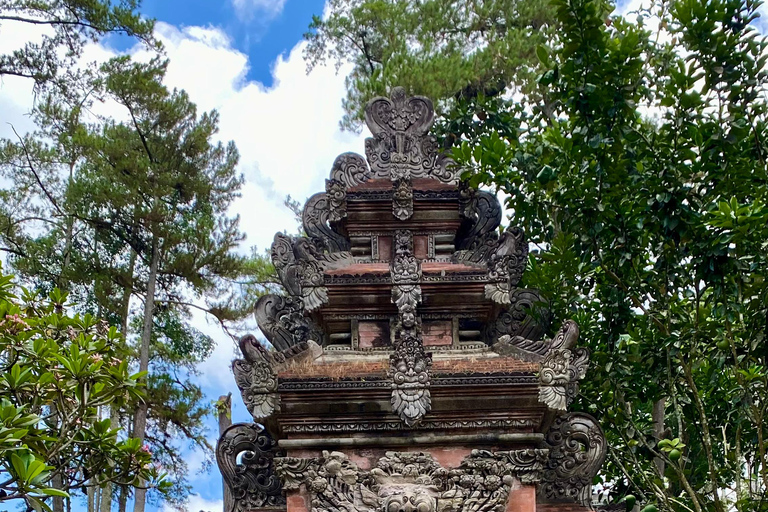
[216,423,285,512]
[274,450,550,512]
[538,320,589,411]
[484,227,529,305]
[270,234,328,312]
[330,152,372,188]
[456,184,502,252]
[539,413,606,506]
[364,87,458,184]
[254,294,324,350]
[303,192,351,252]
[486,288,552,354]
[326,179,347,223]
[393,178,414,221]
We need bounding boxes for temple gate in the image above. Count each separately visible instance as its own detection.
[216,88,608,512]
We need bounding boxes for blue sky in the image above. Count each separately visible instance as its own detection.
[137,0,326,87]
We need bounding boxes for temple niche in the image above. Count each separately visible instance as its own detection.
[216,87,608,512]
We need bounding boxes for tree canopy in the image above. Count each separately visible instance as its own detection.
[304,0,554,130]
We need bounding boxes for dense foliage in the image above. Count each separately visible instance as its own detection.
[442,0,768,510]
[0,265,167,511]
[317,0,768,509]
[304,0,554,130]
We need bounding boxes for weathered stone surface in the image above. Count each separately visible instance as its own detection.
[218,87,608,512]
[216,423,285,512]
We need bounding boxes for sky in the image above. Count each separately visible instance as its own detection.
[0,1,368,511]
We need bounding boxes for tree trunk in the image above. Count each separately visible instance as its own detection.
[117,487,127,512]
[652,398,666,476]
[132,235,160,512]
[219,394,233,512]
[99,406,120,512]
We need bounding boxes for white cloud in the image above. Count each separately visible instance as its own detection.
[231,0,288,22]
[0,16,367,392]
[164,494,223,512]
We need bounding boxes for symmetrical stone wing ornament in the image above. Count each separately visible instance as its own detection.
[538,320,589,411]
[539,413,607,507]
[364,87,456,184]
[217,423,285,512]
[275,450,550,512]
[390,229,431,426]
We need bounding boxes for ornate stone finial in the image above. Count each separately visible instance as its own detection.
[538,320,589,411]
[364,87,458,221]
[539,413,607,506]
[216,423,285,512]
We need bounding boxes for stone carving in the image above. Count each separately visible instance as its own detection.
[275,450,549,512]
[232,335,281,419]
[270,233,355,313]
[390,326,432,427]
[456,184,502,252]
[254,294,324,350]
[330,152,372,187]
[486,288,552,353]
[391,230,422,319]
[326,179,347,223]
[485,227,529,305]
[538,321,589,410]
[539,413,606,506]
[303,192,350,252]
[270,234,327,311]
[233,334,322,420]
[364,87,457,184]
[216,423,285,512]
[393,178,414,220]
[389,229,430,426]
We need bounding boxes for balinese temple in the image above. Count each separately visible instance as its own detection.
[216,88,608,512]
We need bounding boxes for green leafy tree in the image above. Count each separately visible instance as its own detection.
[67,56,250,512]
[0,265,168,512]
[0,54,268,511]
[304,0,555,130]
[433,0,768,509]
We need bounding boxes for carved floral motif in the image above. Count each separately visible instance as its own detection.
[326,179,347,223]
[393,178,414,221]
